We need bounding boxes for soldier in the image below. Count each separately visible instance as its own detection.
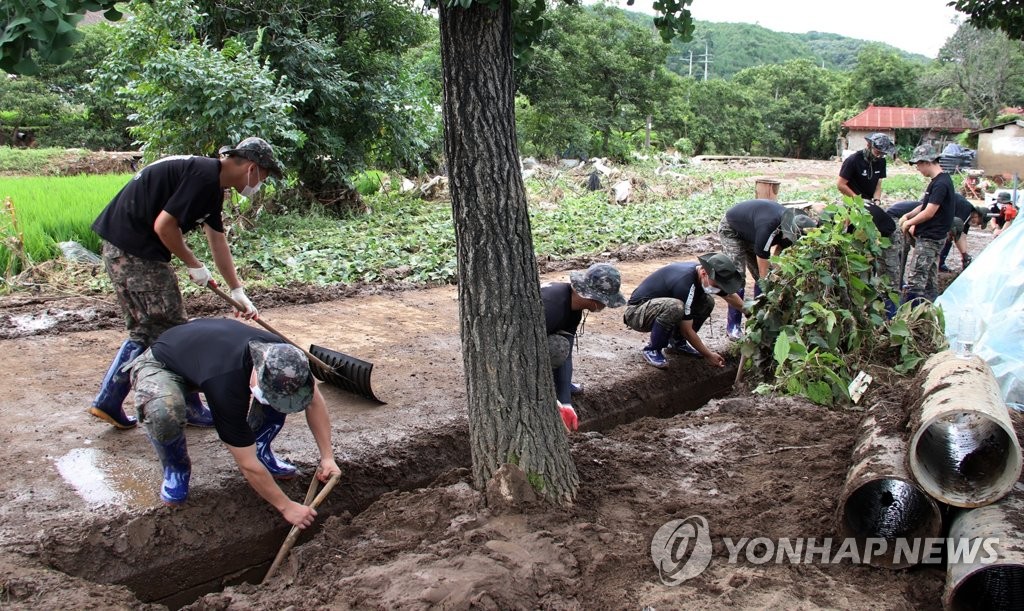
[837,133,897,204]
[623,254,744,369]
[89,137,283,430]
[130,318,340,527]
[718,200,818,338]
[542,263,625,431]
[938,195,986,271]
[898,145,956,304]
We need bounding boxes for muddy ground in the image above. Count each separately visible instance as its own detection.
[0,159,1005,609]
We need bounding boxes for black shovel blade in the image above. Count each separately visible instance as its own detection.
[308,344,383,404]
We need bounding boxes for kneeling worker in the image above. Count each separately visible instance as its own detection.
[542,263,626,431]
[624,253,744,369]
[130,318,340,529]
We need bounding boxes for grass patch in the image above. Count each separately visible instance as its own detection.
[0,173,131,275]
[0,147,90,175]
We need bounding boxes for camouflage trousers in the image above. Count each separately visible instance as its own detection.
[878,230,905,294]
[718,218,760,285]
[102,241,187,346]
[623,295,713,334]
[129,349,190,442]
[904,236,943,300]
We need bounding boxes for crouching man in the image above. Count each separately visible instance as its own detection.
[130,318,340,529]
[542,262,626,431]
[624,253,745,369]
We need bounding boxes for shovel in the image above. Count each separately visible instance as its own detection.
[207,284,382,403]
[261,472,342,584]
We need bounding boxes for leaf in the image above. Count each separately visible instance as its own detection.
[773,332,791,364]
[806,381,833,406]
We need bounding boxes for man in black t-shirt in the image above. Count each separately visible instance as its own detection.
[89,137,284,431]
[838,133,896,203]
[718,200,817,338]
[542,263,625,431]
[130,319,340,528]
[623,254,744,369]
[899,145,956,303]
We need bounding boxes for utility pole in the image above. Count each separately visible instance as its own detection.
[700,41,712,81]
[688,50,693,78]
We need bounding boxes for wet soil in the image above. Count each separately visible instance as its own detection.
[0,159,1005,609]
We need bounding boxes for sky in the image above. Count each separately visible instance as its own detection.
[604,0,964,58]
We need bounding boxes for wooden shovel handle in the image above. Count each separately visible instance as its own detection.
[262,472,342,584]
[206,284,333,374]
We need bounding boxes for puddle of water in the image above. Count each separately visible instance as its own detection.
[10,312,58,333]
[54,447,154,507]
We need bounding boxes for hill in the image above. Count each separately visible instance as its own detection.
[621,11,930,80]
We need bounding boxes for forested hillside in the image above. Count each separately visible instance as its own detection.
[620,13,930,80]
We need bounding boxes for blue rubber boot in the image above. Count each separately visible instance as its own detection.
[89,339,144,429]
[148,434,191,506]
[184,393,215,427]
[641,322,672,369]
[254,408,299,479]
[727,289,745,340]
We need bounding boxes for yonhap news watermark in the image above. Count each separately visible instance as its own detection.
[651,515,999,585]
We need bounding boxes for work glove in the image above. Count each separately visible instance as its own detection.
[187,264,214,287]
[962,253,972,269]
[230,287,259,319]
[558,401,578,432]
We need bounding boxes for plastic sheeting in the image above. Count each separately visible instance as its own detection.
[936,220,1024,409]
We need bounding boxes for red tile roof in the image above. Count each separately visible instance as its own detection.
[842,105,975,132]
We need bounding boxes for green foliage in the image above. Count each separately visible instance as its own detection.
[928,24,1024,124]
[741,198,942,406]
[516,4,673,160]
[732,60,840,158]
[193,0,441,197]
[0,0,125,74]
[655,74,761,156]
[951,0,1024,41]
[0,173,130,274]
[94,1,307,160]
[845,45,923,108]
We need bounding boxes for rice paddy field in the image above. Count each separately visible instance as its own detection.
[0,174,131,275]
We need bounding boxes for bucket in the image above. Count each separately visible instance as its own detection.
[755,178,780,201]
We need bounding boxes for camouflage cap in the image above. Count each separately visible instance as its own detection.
[908,144,941,164]
[996,191,1013,203]
[697,252,743,295]
[248,341,313,413]
[780,208,818,243]
[220,137,284,178]
[569,263,626,308]
[866,133,896,155]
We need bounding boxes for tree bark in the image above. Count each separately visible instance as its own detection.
[438,0,579,504]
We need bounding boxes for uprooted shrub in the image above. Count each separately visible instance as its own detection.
[738,198,947,407]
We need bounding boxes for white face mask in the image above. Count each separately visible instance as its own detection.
[240,164,263,198]
[702,279,720,295]
[250,383,268,405]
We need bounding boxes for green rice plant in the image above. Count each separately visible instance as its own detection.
[0,173,131,274]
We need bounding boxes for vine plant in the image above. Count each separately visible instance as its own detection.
[739,198,946,407]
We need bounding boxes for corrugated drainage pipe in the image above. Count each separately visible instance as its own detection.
[944,483,1024,610]
[908,351,1022,508]
[837,409,942,568]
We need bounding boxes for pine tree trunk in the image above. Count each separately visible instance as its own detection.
[438,0,579,504]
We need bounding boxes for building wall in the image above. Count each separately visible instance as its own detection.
[977,124,1024,176]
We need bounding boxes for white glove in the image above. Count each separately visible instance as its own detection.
[230,286,258,319]
[187,264,213,287]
